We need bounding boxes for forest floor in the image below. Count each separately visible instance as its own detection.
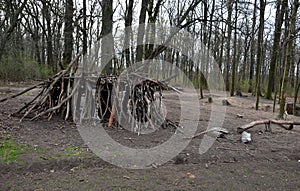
[0,83,299,191]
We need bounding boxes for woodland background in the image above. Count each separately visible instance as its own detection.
[0,0,299,118]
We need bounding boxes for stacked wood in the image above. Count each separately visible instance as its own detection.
[95,75,118,122]
[95,76,165,125]
[1,52,183,134]
[94,74,182,132]
[0,53,81,121]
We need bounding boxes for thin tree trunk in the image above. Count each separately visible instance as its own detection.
[225,0,233,92]
[123,0,134,68]
[63,0,74,68]
[83,0,87,55]
[293,58,300,114]
[136,0,148,62]
[279,0,299,118]
[230,0,238,96]
[255,0,265,110]
[101,0,114,74]
[265,0,287,99]
[248,0,257,93]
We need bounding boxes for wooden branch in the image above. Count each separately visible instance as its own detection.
[186,127,229,139]
[107,102,115,127]
[0,82,44,103]
[237,119,299,133]
[20,52,81,121]
[130,72,182,93]
[30,80,80,121]
[237,119,270,133]
[14,87,45,114]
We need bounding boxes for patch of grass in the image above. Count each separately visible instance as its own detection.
[0,135,50,163]
[44,146,85,159]
[244,168,252,176]
[64,151,82,157]
[0,140,28,163]
[65,145,80,151]
[35,147,48,155]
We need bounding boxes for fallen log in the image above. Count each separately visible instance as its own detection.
[237,119,300,133]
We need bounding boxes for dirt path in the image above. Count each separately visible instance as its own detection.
[0,86,299,190]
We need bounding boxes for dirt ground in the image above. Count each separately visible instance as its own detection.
[0,84,299,191]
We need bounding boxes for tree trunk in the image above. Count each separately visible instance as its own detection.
[255,0,265,110]
[123,0,134,68]
[248,0,257,93]
[265,0,287,99]
[101,0,114,74]
[230,0,238,96]
[63,0,74,68]
[135,0,148,62]
[42,0,54,71]
[279,0,299,118]
[293,58,300,114]
[225,0,233,92]
[82,0,87,55]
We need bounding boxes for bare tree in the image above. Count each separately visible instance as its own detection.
[230,0,238,96]
[63,0,74,68]
[248,0,257,93]
[265,0,287,99]
[135,0,148,62]
[225,0,233,92]
[101,0,114,74]
[123,0,134,68]
[255,0,266,110]
[41,0,54,70]
[279,0,299,118]
[0,0,27,61]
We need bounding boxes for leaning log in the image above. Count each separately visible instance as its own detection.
[0,82,45,103]
[237,119,300,133]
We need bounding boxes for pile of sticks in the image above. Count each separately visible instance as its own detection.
[0,53,81,121]
[95,73,183,133]
[0,52,183,134]
[95,75,165,125]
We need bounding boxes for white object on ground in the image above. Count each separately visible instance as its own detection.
[241,131,251,143]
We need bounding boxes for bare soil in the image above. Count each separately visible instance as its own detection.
[0,85,299,191]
